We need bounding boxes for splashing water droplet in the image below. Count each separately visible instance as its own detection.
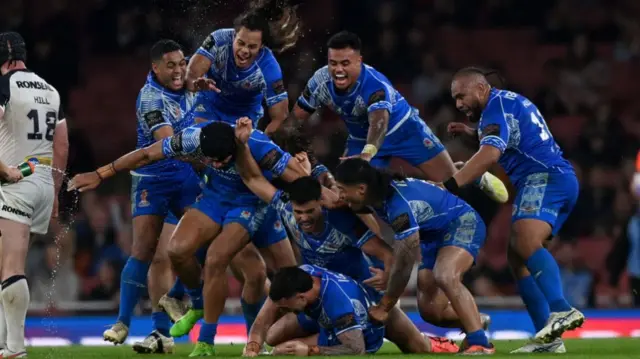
[34,164,80,359]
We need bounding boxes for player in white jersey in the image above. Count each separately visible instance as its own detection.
[0,32,69,358]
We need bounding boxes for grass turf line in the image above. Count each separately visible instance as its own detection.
[24,338,639,359]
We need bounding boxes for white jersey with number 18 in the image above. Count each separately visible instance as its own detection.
[0,69,63,170]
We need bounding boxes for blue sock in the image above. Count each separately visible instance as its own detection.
[152,311,171,337]
[526,248,572,312]
[168,277,185,299]
[517,275,550,332]
[117,257,150,327]
[187,282,204,310]
[241,296,266,334]
[198,322,218,344]
[466,329,489,347]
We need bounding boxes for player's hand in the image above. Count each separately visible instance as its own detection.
[339,152,373,162]
[67,172,102,192]
[368,304,390,323]
[235,117,253,144]
[273,340,309,356]
[0,166,23,183]
[294,152,312,175]
[192,77,221,93]
[447,122,475,138]
[362,267,388,291]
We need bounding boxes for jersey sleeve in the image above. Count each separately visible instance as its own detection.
[58,103,66,121]
[261,53,288,108]
[196,29,233,63]
[0,75,10,111]
[478,97,510,153]
[247,130,292,177]
[296,68,328,113]
[362,79,392,114]
[387,194,420,241]
[139,89,172,134]
[162,126,202,157]
[323,282,363,336]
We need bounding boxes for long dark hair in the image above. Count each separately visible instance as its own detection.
[234,0,303,53]
[334,159,405,204]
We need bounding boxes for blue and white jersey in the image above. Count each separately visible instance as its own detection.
[297,64,418,140]
[478,88,575,187]
[298,264,384,352]
[372,178,474,241]
[193,29,288,122]
[134,72,194,176]
[161,124,291,205]
[270,194,376,281]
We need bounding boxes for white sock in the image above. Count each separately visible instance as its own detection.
[0,287,6,349]
[2,277,29,353]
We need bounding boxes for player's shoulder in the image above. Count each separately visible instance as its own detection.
[487,88,530,110]
[5,69,58,93]
[309,66,331,85]
[255,48,282,77]
[207,28,235,46]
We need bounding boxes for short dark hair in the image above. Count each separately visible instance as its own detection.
[327,31,362,51]
[453,66,506,88]
[150,39,182,62]
[269,266,313,301]
[199,122,237,160]
[0,32,27,65]
[288,176,321,204]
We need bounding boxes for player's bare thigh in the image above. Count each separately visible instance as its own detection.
[230,242,267,303]
[0,219,30,279]
[262,240,297,270]
[266,312,316,347]
[511,218,553,259]
[385,305,430,353]
[168,208,221,262]
[390,153,457,182]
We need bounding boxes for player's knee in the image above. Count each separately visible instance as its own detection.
[265,328,281,347]
[433,269,459,291]
[167,238,190,265]
[511,219,549,258]
[506,244,529,278]
[204,253,231,278]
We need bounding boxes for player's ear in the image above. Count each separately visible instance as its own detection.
[357,183,367,196]
[151,61,160,75]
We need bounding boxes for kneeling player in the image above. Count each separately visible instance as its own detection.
[243,266,450,357]
[335,159,495,355]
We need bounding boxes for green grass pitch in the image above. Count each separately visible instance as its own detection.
[25,338,639,358]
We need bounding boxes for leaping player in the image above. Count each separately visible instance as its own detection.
[0,32,69,359]
[282,31,508,203]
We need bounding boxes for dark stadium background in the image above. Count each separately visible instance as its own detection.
[3,0,639,318]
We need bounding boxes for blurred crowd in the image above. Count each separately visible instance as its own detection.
[2,0,639,312]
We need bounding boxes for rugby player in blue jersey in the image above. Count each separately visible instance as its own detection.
[282,31,507,204]
[335,159,495,355]
[69,120,307,356]
[445,67,584,353]
[185,0,302,135]
[244,265,458,357]
[73,40,201,353]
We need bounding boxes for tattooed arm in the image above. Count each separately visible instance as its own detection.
[366,109,389,152]
[309,329,366,355]
[379,232,420,309]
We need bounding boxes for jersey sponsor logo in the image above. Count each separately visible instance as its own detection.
[390,213,410,232]
[481,124,501,138]
[16,81,53,91]
[259,149,284,170]
[1,204,31,219]
[273,220,283,231]
[272,80,286,95]
[170,133,184,154]
[143,110,164,129]
[202,34,214,52]
[334,313,357,331]
[138,190,150,207]
[367,89,386,106]
[423,138,434,149]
